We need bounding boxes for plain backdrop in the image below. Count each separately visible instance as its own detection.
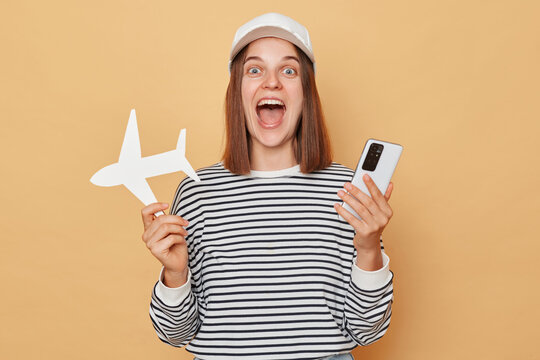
[1,0,539,359]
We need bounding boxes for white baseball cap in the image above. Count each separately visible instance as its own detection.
[228,12,316,75]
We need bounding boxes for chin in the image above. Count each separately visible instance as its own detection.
[252,132,294,150]
[251,122,284,140]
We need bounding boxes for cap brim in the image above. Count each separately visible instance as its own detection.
[229,26,315,66]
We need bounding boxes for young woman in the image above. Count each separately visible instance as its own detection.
[141,13,395,360]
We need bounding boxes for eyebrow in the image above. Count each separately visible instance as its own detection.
[244,55,300,64]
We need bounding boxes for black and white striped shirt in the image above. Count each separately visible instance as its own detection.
[149,162,394,360]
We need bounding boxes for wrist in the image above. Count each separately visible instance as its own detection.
[163,267,189,288]
[355,248,383,271]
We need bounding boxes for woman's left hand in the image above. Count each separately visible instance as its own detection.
[334,174,394,269]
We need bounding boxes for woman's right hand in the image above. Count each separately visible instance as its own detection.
[141,202,190,287]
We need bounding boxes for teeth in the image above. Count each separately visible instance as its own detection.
[257,99,284,106]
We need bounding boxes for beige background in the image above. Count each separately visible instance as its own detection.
[1,0,539,359]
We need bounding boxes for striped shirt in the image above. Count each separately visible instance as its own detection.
[149,162,394,360]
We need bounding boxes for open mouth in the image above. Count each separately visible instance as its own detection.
[256,101,286,129]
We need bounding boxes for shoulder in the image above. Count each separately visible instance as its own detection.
[326,162,354,174]
[174,162,229,193]
[305,162,354,180]
[170,162,231,215]
[172,161,247,198]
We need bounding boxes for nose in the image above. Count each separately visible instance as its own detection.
[263,70,282,90]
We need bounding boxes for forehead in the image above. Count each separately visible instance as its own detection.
[244,37,298,58]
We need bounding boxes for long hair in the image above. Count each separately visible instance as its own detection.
[222,43,332,174]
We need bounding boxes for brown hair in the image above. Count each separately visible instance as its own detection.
[222,43,332,174]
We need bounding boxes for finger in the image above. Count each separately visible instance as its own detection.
[384,182,394,202]
[150,234,186,256]
[337,189,374,223]
[334,202,366,232]
[145,214,189,240]
[361,174,386,203]
[361,175,393,218]
[143,215,189,246]
[158,214,189,227]
[338,188,386,230]
[147,222,188,248]
[141,203,169,229]
[342,183,379,219]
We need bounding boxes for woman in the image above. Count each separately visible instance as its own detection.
[141,13,395,360]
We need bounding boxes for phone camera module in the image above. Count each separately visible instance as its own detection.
[362,143,384,171]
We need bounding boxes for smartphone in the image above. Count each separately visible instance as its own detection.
[341,139,403,221]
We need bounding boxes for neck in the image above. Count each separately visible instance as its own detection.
[249,140,297,171]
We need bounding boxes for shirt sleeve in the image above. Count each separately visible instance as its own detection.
[342,237,394,345]
[154,266,192,306]
[149,267,200,347]
[148,177,203,347]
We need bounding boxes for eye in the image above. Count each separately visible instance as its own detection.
[283,67,296,76]
[247,67,261,74]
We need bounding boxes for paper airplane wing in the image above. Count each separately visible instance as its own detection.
[176,129,201,182]
[119,109,141,163]
[123,177,158,206]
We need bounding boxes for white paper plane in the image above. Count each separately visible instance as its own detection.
[90,109,200,216]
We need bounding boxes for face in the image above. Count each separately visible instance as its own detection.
[241,37,303,157]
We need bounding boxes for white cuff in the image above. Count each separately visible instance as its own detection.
[155,267,192,306]
[351,252,392,290]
